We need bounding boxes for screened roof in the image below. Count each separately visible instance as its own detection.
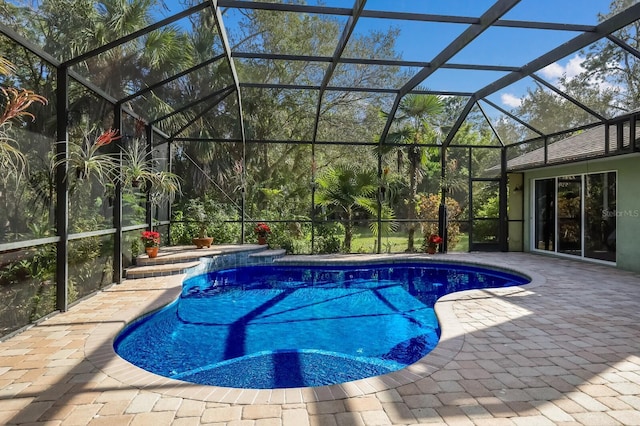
[2,0,640,148]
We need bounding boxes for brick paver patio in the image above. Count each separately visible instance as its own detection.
[1,252,639,425]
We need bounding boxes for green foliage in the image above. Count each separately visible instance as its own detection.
[314,223,344,254]
[0,243,56,335]
[264,222,295,253]
[379,92,445,252]
[185,198,211,238]
[173,197,240,244]
[416,193,463,251]
[68,236,111,301]
[473,195,500,242]
[169,210,190,245]
[315,164,377,252]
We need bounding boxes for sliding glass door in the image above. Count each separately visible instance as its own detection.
[585,172,616,262]
[532,172,616,263]
[534,179,555,251]
[557,176,582,256]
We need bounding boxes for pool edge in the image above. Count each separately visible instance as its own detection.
[85,253,546,404]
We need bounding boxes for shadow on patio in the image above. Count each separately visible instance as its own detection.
[0,253,639,425]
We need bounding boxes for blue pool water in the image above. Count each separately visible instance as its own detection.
[114,262,529,389]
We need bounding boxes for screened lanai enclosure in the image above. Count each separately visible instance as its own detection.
[1,0,640,336]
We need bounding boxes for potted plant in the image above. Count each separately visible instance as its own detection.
[425,234,443,254]
[141,230,161,258]
[254,222,271,245]
[186,199,213,248]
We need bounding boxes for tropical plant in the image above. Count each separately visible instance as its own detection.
[122,138,182,204]
[0,58,47,180]
[58,128,120,184]
[379,92,444,252]
[185,198,212,239]
[315,164,377,252]
[122,138,157,188]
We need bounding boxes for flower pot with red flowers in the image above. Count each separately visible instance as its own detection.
[254,222,271,245]
[426,234,443,254]
[141,230,161,258]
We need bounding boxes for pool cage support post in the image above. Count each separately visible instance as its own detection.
[167,137,173,244]
[438,147,448,253]
[113,106,124,283]
[241,185,246,244]
[631,114,637,152]
[310,144,316,253]
[55,65,69,312]
[145,124,153,231]
[377,151,383,254]
[499,147,509,252]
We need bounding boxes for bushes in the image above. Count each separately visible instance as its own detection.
[171,198,240,245]
[415,193,462,250]
[314,223,343,254]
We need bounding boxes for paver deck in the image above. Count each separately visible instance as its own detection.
[1,252,639,425]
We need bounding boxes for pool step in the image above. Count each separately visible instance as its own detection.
[125,244,285,280]
[125,261,201,279]
[135,244,268,266]
[248,248,287,264]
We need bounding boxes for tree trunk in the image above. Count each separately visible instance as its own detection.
[344,209,353,253]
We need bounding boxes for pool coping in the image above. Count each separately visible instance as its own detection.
[84,253,546,404]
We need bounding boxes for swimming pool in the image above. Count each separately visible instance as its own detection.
[114,262,529,389]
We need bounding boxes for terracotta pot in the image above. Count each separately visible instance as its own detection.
[192,237,213,249]
[427,246,436,254]
[145,246,159,258]
[258,236,267,245]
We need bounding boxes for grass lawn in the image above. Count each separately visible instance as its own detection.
[350,227,469,253]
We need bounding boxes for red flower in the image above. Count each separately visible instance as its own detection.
[141,230,160,247]
[253,222,271,237]
[95,129,121,147]
[0,87,47,123]
[428,234,443,245]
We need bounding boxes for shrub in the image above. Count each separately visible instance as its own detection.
[314,223,344,254]
[416,193,462,250]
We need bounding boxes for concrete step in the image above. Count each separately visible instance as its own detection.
[126,244,280,279]
[125,261,201,279]
[136,244,269,266]
[248,248,287,259]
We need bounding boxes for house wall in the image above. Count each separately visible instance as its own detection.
[522,154,640,273]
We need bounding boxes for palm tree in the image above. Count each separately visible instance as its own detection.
[315,164,377,253]
[379,93,444,252]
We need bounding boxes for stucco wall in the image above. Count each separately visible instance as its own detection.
[522,154,640,273]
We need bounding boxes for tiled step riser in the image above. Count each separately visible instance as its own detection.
[248,249,288,265]
[125,261,201,279]
[126,268,193,279]
[126,246,288,279]
[137,256,204,266]
[136,245,269,266]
